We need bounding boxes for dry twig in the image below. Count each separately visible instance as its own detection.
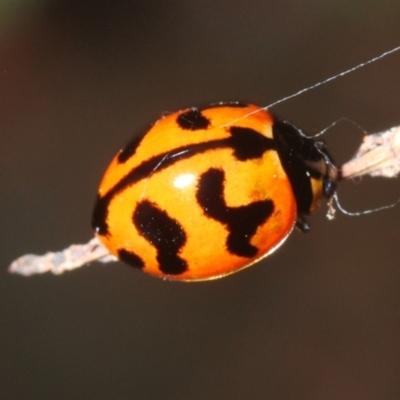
[8,237,116,276]
[341,126,400,179]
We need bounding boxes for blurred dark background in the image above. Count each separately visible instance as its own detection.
[1,1,400,399]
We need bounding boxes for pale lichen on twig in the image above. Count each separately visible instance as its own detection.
[8,237,116,276]
[341,125,400,179]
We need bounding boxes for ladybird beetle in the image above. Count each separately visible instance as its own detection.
[92,102,338,281]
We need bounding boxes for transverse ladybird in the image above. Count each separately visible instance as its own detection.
[92,102,338,281]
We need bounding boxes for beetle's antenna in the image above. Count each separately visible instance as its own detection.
[333,192,400,217]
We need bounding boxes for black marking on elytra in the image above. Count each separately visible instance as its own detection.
[117,249,145,269]
[117,132,146,163]
[229,126,275,160]
[196,168,274,258]
[133,200,188,275]
[117,103,249,163]
[177,108,210,130]
[272,117,337,216]
[92,125,275,235]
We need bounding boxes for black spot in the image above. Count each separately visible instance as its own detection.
[196,168,274,258]
[117,134,145,163]
[229,126,275,160]
[176,108,210,130]
[133,200,188,275]
[118,249,145,269]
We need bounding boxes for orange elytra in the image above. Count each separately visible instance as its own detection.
[92,102,338,281]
